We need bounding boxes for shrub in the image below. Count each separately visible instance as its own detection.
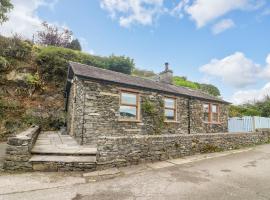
[36,46,134,84]
[0,56,9,71]
[0,35,33,60]
[173,76,200,89]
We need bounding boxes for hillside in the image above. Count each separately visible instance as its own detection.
[0,35,134,141]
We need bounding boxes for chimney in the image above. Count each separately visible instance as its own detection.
[158,62,173,84]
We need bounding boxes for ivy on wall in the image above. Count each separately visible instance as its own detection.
[142,97,165,135]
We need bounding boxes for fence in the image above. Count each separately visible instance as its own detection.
[228,116,270,132]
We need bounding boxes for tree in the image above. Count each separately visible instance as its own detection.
[37,21,73,48]
[0,0,13,24]
[199,83,220,97]
[67,39,82,51]
[106,55,134,75]
[132,68,156,78]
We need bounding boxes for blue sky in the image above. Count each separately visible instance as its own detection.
[1,0,270,104]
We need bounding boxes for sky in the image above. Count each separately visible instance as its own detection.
[1,0,270,104]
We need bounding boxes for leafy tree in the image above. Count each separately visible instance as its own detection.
[106,55,134,75]
[132,68,156,78]
[37,21,73,48]
[67,39,82,51]
[229,105,261,117]
[0,0,13,24]
[36,46,135,84]
[198,83,221,97]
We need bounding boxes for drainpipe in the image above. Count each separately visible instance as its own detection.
[188,98,191,134]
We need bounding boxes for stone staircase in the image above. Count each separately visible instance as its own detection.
[29,131,97,171]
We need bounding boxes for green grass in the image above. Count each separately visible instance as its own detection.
[173,76,200,90]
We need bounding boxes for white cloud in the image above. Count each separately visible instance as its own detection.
[100,0,165,27]
[212,19,235,34]
[260,54,270,79]
[231,82,270,104]
[185,0,263,28]
[199,52,261,88]
[0,0,59,39]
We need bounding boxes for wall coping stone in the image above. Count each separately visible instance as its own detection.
[98,131,269,140]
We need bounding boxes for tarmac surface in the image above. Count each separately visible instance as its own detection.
[0,144,270,200]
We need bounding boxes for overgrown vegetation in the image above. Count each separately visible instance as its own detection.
[0,34,135,140]
[173,76,200,90]
[142,98,165,134]
[173,76,221,97]
[229,97,270,117]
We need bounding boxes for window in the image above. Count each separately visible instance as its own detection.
[119,92,139,120]
[211,104,218,122]
[203,104,210,122]
[164,97,176,121]
[203,103,219,123]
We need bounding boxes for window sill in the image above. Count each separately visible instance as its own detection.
[164,120,180,123]
[118,119,142,123]
[203,121,222,125]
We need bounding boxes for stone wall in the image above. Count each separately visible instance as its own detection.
[97,130,270,168]
[3,125,40,171]
[67,78,229,145]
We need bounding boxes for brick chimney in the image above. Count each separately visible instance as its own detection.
[158,62,173,84]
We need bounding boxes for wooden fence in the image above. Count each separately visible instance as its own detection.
[228,116,270,132]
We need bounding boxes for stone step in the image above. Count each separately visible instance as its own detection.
[31,146,97,156]
[30,155,97,171]
[30,155,97,163]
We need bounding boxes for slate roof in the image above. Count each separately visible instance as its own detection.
[68,61,230,104]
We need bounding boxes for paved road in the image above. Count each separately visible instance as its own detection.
[0,144,270,200]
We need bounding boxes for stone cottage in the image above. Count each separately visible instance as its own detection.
[65,62,230,145]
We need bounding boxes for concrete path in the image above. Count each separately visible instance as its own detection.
[1,144,270,200]
[31,132,96,155]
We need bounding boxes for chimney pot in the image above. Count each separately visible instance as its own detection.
[165,62,169,71]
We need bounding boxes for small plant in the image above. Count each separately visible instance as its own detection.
[0,56,9,71]
[142,98,165,134]
[25,72,45,96]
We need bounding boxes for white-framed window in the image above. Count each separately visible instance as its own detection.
[164,97,176,121]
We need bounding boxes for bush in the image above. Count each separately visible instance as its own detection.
[198,83,220,97]
[36,46,134,84]
[173,76,200,89]
[0,56,9,71]
[0,35,33,61]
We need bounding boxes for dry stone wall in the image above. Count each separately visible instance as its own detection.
[3,126,40,171]
[97,129,270,168]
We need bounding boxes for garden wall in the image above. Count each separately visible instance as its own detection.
[3,125,40,171]
[97,129,270,168]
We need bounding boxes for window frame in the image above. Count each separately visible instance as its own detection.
[202,103,220,124]
[164,96,177,122]
[119,89,140,122]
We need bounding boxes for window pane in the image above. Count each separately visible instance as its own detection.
[165,109,175,120]
[165,98,175,108]
[120,106,137,119]
[121,93,137,105]
[203,113,209,122]
[212,105,217,113]
[212,113,218,122]
[203,104,209,112]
